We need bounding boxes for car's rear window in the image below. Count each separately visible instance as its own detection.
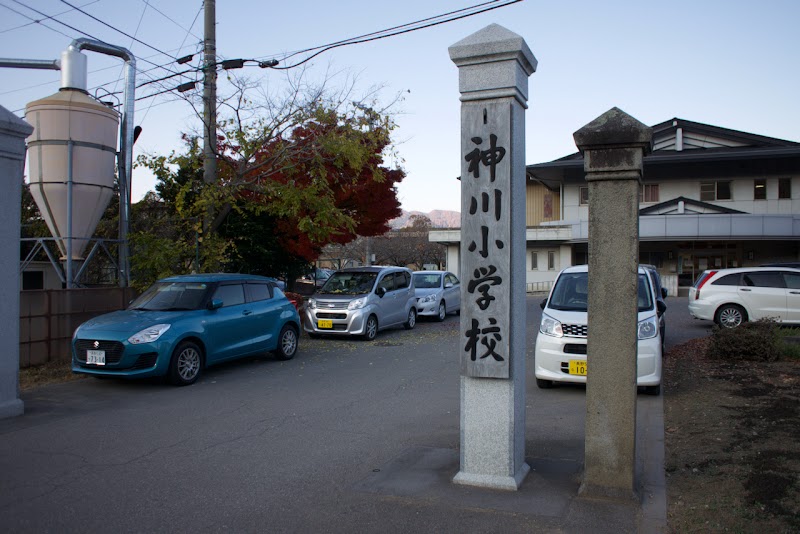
[548,272,652,312]
[711,273,741,286]
[413,273,442,289]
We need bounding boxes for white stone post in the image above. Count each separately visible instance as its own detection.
[449,24,536,490]
[0,105,33,419]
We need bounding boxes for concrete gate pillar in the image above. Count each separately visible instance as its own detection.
[573,107,652,499]
[449,24,536,490]
[0,105,33,419]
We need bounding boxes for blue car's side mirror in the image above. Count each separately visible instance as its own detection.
[208,299,223,310]
[444,283,453,289]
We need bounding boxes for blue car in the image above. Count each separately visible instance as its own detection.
[72,274,301,386]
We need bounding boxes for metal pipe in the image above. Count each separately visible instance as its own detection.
[0,58,60,70]
[69,39,136,288]
[66,140,74,289]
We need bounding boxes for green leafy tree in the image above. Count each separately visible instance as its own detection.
[131,75,404,290]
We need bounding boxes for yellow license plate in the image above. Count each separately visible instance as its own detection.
[318,319,333,329]
[568,360,587,376]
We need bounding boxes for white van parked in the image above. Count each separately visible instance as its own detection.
[534,264,664,395]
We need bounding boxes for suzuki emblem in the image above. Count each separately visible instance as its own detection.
[93,341,100,348]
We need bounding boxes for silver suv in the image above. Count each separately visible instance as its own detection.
[303,266,417,340]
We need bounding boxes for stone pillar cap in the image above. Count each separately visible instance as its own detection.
[449,23,537,75]
[0,105,33,139]
[573,107,652,154]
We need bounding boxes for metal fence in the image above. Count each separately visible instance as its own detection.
[19,288,137,367]
[526,280,553,294]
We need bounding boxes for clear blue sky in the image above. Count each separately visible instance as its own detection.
[2,0,799,213]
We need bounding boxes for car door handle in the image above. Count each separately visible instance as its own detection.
[242,310,253,316]
[740,288,752,292]
[791,291,800,295]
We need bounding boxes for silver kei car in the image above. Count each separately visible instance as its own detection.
[303,266,418,340]
[413,270,461,321]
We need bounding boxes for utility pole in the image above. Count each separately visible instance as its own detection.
[203,0,217,189]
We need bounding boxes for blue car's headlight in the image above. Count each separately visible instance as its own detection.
[128,324,171,344]
[419,294,437,304]
[638,315,658,340]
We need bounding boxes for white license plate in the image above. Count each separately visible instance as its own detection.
[86,349,106,366]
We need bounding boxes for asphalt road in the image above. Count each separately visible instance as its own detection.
[0,295,709,532]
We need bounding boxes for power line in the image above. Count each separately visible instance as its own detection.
[271,0,524,70]
[10,0,182,76]
[0,0,98,34]
[276,0,512,63]
[0,1,73,39]
[59,0,178,61]
[142,0,202,42]
[0,41,202,98]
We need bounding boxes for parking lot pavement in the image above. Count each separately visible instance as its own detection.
[0,296,687,532]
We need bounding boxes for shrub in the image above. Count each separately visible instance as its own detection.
[706,319,781,362]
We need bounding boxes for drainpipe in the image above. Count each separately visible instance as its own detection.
[68,39,136,288]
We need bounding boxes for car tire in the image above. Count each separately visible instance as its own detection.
[437,301,447,322]
[274,325,298,360]
[364,315,378,341]
[715,304,747,328]
[404,308,417,330]
[536,378,553,389]
[168,341,203,386]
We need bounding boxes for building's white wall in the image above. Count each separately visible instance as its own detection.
[564,175,800,217]
[446,245,460,278]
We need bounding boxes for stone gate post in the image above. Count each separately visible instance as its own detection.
[449,24,536,490]
[0,105,33,419]
[573,107,652,498]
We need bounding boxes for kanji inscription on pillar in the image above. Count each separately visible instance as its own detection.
[460,101,512,378]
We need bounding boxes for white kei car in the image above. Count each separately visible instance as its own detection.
[534,265,664,395]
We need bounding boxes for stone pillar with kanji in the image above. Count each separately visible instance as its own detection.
[449,24,536,490]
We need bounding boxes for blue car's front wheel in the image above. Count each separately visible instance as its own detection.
[168,341,203,386]
[275,325,298,361]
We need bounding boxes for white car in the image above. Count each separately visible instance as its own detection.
[413,271,461,321]
[688,267,800,328]
[534,265,664,395]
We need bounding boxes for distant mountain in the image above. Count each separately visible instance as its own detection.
[389,210,460,229]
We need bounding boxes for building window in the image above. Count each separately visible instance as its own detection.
[754,179,767,200]
[531,252,538,270]
[779,178,792,199]
[700,181,732,201]
[640,184,659,203]
[579,187,588,205]
[548,251,555,270]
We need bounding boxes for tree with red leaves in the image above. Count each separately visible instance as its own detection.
[132,76,404,288]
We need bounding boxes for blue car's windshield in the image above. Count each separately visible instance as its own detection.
[413,273,442,289]
[548,273,653,312]
[318,272,377,295]
[128,282,211,311]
